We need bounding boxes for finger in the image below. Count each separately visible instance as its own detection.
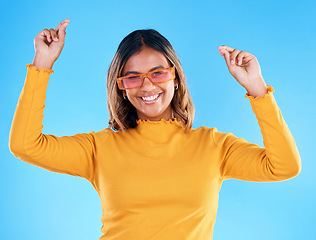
[218,45,234,52]
[55,19,70,39]
[49,28,58,41]
[55,19,70,31]
[230,49,241,65]
[39,29,52,42]
[219,49,232,68]
[236,51,247,66]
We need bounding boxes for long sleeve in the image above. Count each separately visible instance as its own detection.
[9,65,97,182]
[213,85,301,182]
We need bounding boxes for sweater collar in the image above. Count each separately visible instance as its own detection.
[136,118,182,126]
[132,118,186,143]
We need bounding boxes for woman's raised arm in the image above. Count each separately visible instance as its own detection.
[9,20,102,184]
[215,45,301,181]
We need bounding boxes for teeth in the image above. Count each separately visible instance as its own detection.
[142,94,159,101]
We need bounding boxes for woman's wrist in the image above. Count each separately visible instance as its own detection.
[245,77,268,98]
[32,54,54,70]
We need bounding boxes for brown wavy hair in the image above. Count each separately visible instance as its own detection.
[107,29,194,132]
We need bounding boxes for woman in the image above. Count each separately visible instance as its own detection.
[9,19,301,240]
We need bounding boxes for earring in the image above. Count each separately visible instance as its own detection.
[122,91,127,100]
[175,84,179,90]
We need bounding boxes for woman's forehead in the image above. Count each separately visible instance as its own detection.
[123,46,170,74]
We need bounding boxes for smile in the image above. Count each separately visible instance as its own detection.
[140,93,162,103]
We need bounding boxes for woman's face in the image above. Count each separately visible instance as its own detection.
[122,46,177,121]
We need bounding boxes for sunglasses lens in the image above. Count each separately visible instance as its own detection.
[150,69,172,82]
[121,76,142,89]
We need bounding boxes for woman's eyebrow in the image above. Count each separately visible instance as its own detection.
[150,65,165,71]
[124,65,166,76]
[124,71,139,76]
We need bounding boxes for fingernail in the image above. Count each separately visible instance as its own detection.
[238,60,242,65]
[231,60,234,64]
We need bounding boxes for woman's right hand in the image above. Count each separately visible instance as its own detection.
[32,19,70,70]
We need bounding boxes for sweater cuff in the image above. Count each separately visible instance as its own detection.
[245,85,278,115]
[25,64,54,74]
[245,85,274,100]
[23,64,53,92]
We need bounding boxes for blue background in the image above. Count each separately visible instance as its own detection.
[1,0,315,239]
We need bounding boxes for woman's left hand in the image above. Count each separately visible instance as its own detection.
[218,45,267,97]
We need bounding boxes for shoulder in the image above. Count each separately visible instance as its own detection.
[189,126,219,143]
[93,127,136,141]
[191,125,219,135]
[89,127,117,144]
[191,126,238,148]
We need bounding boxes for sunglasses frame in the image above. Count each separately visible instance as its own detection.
[117,66,176,90]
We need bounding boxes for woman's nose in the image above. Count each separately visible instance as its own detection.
[140,77,155,91]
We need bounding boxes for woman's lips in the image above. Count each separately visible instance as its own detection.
[139,93,162,104]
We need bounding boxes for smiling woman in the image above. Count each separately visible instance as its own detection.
[9,19,301,240]
[107,29,194,131]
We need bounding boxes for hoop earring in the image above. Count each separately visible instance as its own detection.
[175,84,179,91]
[122,91,127,100]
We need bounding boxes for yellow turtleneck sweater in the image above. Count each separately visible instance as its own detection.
[9,65,301,240]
